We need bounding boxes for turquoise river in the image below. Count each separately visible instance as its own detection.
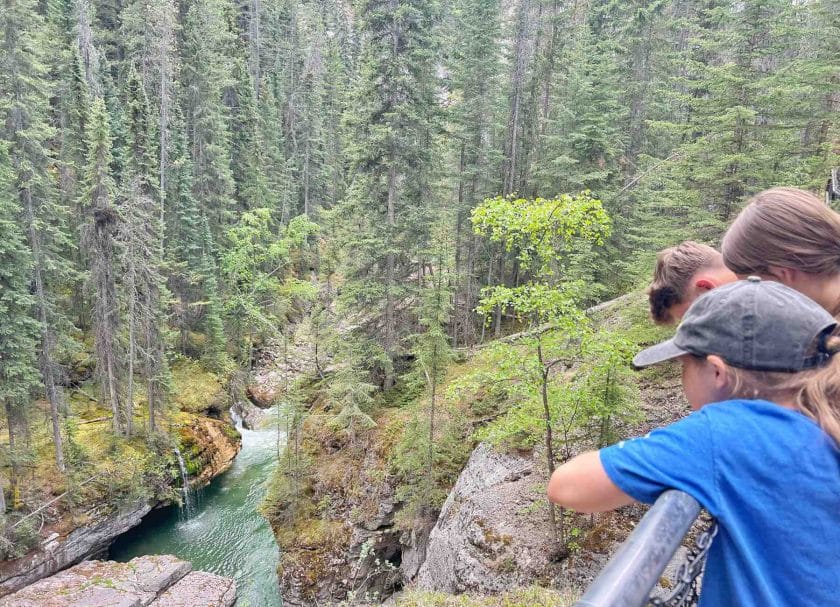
[109,410,284,607]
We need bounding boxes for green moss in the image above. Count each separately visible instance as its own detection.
[170,358,227,414]
[395,587,577,607]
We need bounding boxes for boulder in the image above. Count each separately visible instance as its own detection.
[414,443,560,594]
[179,415,241,487]
[0,555,191,607]
[0,502,152,597]
[0,555,236,607]
[151,571,236,607]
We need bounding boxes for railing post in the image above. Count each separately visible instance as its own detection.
[573,490,701,607]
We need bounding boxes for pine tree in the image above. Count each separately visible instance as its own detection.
[1,0,73,472]
[82,96,127,436]
[181,0,237,239]
[166,109,228,369]
[400,223,455,518]
[335,0,441,388]
[677,0,799,221]
[230,57,270,212]
[0,142,41,508]
[446,0,504,347]
[121,0,178,231]
[121,65,170,433]
[72,0,102,95]
[47,0,95,329]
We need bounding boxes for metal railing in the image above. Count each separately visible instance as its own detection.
[573,491,702,607]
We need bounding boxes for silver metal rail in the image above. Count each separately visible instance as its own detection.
[573,490,701,607]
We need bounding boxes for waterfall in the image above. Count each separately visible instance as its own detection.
[173,447,195,518]
[230,406,244,432]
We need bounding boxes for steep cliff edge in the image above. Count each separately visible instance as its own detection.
[265,401,407,606]
[178,414,241,486]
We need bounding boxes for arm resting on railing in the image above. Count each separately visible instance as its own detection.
[573,490,701,607]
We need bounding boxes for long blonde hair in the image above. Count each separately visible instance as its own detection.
[725,334,840,445]
[722,187,840,278]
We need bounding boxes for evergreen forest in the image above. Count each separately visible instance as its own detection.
[0,0,837,602]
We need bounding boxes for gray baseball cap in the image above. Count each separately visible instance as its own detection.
[633,277,838,371]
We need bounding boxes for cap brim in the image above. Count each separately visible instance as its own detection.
[633,338,689,369]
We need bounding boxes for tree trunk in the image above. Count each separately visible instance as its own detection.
[493,254,506,337]
[427,342,437,499]
[74,0,100,95]
[127,276,136,438]
[384,152,397,389]
[5,403,19,510]
[23,187,66,472]
[503,0,532,195]
[537,339,560,545]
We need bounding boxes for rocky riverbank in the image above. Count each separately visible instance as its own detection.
[0,502,153,597]
[0,409,241,597]
[0,554,236,607]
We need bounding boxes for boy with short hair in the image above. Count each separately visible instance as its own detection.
[648,241,736,324]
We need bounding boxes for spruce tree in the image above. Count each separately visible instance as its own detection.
[181,0,237,239]
[678,0,798,221]
[1,0,73,472]
[230,57,270,213]
[82,96,127,436]
[121,65,170,433]
[446,0,504,347]
[0,143,41,506]
[166,109,228,369]
[335,0,441,388]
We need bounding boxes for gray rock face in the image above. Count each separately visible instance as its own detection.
[413,441,700,599]
[0,502,153,597]
[231,399,265,430]
[414,443,558,594]
[152,570,237,607]
[0,555,236,607]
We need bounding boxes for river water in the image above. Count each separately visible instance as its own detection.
[109,410,284,607]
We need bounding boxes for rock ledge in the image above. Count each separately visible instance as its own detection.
[0,555,236,607]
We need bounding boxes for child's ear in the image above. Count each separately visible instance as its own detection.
[695,278,715,291]
[706,355,730,391]
[766,265,797,287]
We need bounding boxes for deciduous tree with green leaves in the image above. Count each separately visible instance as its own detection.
[471,191,611,545]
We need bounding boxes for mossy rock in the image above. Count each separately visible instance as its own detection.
[395,587,577,607]
[170,358,228,414]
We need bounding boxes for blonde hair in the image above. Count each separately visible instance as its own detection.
[649,242,722,325]
[722,187,840,277]
[723,334,840,445]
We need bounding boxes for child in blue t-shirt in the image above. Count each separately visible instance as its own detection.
[548,278,840,606]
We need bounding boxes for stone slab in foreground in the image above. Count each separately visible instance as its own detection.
[152,571,236,607]
[0,555,236,607]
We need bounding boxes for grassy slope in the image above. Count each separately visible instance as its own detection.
[396,587,577,607]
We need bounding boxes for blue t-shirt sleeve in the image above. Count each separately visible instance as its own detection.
[600,410,719,510]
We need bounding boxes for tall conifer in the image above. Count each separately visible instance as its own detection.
[336,0,441,388]
[1,0,73,471]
